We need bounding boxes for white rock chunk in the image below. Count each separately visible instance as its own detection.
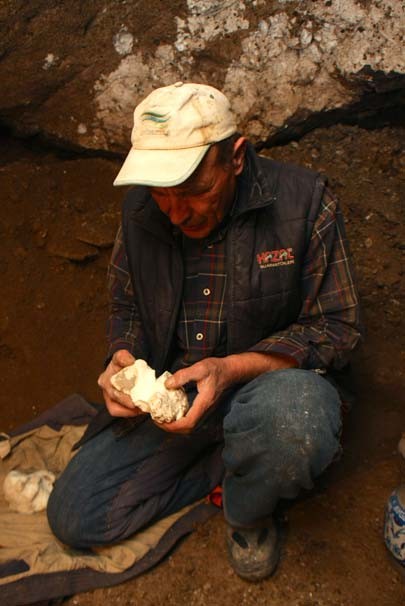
[42,53,56,70]
[113,29,134,56]
[3,469,56,514]
[111,359,189,423]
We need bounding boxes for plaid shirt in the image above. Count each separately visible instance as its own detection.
[171,231,228,371]
[107,187,362,372]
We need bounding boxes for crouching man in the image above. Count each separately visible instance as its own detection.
[48,82,362,581]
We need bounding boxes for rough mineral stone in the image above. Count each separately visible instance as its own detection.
[0,1,403,151]
[3,469,56,514]
[111,359,189,423]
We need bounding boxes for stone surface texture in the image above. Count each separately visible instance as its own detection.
[0,0,404,152]
[111,359,189,423]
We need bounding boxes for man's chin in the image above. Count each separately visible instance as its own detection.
[180,224,210,239]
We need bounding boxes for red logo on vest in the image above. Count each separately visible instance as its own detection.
[256,248,295,269]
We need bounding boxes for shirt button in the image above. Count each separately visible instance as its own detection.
[196,333,204,341]
[203,288,211,296]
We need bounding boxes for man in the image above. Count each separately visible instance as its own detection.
[48,82,362,581]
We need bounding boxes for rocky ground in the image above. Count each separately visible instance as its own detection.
[0,123,404,605]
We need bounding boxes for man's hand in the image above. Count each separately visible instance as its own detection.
[158,357,233,434]
[97,349,143,418]
[158,351,298,434]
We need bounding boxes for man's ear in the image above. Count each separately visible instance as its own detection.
[232,137,247,176]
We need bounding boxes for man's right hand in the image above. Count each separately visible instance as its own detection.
[97,350,143,418]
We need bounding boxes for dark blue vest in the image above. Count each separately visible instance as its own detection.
[122,145,326,376]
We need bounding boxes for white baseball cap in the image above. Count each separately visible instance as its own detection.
[113,82,237,187]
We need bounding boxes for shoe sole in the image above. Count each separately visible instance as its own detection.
[227,540,281,582]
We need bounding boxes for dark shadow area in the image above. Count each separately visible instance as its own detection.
[257,76,405,150]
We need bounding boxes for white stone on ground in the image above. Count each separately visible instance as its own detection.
[3,469,56,514]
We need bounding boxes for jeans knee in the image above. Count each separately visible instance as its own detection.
[228,368,339,426]
[224,369,341,472]
[47,471,108,549]
[47,480,85,548]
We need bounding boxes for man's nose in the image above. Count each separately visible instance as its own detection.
[165,194,190,226]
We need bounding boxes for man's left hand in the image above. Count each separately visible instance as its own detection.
[157,351,297,434]
[158,357,232,434]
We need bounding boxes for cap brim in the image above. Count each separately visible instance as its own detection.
[113,144,210,187]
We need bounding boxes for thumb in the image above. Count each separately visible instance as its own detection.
[166,363,207,389]
[114,350,135,368]
[165,368,193,389]
[165,376,175,389]
[165,374,180,389]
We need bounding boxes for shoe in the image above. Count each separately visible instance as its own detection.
[226,518,280,581]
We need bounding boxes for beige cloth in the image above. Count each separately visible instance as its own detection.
[0,424,194,584]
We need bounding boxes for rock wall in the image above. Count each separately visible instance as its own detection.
[1,0,404,152]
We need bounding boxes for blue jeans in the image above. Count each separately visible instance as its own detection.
[47,369,342,547]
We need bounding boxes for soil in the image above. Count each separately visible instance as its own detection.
[1,124,404,605]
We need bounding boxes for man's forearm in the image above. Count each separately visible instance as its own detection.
[222,351,298,385]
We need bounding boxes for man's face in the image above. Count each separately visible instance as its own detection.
[149,137,246,239]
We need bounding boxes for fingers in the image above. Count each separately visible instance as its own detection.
[110,388,134,409]
[100,378,135,412]
[97,371,112,394]
[156,415,194,434]
[97,349,137,417]
[157,393,210,434]
[103,387,145,417]
[105,396,143,418]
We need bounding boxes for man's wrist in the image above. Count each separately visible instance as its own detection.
[222,351,298,385]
